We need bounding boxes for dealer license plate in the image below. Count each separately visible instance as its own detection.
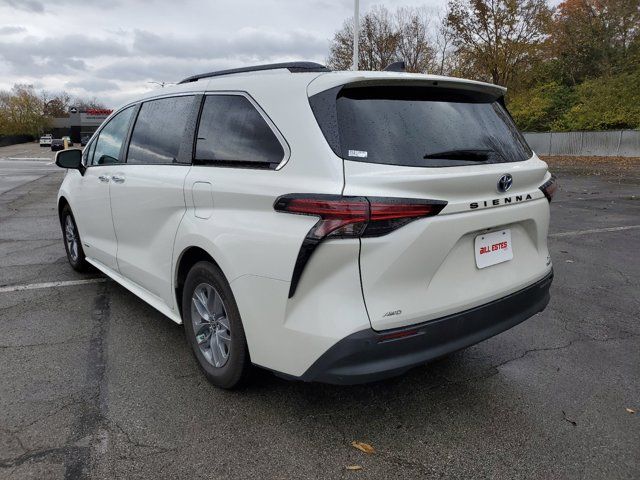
[474,229,513,269]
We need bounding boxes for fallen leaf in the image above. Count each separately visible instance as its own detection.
[351,441,375,454]
[626,408,636,414]
[562,410,577,426]
[346,465,363,471]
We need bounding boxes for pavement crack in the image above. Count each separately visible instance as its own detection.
[102,418,178,455]
[5,393,99,434]
[441,333,640,388]
[0,426,29,457]
[0,336,91,349]
[0,446,83,469]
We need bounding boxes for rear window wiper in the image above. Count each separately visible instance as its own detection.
[423,149,497,161]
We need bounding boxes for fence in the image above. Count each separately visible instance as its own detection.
[523,130,640,157]
[0,134,34,147]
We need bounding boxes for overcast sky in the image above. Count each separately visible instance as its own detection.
[0,0,447,107]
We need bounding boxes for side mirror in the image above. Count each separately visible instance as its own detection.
[55,149,85,175]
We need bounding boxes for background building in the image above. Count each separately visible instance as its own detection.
[50,107,112,142]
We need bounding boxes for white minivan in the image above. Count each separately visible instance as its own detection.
[55,62,555,388]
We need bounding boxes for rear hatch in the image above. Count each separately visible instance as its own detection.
[310,80,552,331]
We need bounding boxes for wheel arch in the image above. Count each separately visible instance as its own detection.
[57,196,70,221]
[174,246,226,317]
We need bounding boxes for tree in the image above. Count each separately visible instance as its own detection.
[327,6,436,73]
[562,71,640,130]
[445,0,553,87]
[396,7,436,73]
[433,11,457,76]
[42,91,72,117]
[508,82,576,131]
[73,97,107,110]
[549,0,640,84]
[0,84,50,136]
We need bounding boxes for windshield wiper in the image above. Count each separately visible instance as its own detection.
[423,149,496,161]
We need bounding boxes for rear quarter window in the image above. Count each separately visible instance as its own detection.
[194,94,285,169]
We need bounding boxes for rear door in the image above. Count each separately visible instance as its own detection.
[312,84,552,331]
[109,95,198,307]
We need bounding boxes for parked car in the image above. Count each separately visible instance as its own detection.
[54,62,556,389]
[51,139,65,151]
[39,134,52,147]
[80,135,91,146]
[62,136,74,146]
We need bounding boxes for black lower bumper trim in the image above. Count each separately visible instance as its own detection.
[297,271,553,385]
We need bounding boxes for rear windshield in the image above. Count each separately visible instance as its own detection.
[310,85,532,167]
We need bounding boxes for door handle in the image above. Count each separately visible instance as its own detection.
[98,175,110,183]
[111,175,125,184]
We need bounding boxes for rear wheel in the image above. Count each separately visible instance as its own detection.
[182,261,251,389]
[60,205,89,272]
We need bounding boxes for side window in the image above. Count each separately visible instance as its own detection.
[91,106,135,166]
[195,95,285,168]
[127,96,194,164]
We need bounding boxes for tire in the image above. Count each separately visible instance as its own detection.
[182,261,251,389]
[60,205,89,272]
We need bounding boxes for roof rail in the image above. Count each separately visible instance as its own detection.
[177,62,330,84]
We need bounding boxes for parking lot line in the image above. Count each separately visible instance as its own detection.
[550,224,640,238]
[0,278,107,293]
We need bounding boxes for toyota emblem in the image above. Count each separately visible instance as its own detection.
[497,174,513,192]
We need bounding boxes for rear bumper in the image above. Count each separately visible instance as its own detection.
[297,270,553,385]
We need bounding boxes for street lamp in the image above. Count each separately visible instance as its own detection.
[353,0,359,71]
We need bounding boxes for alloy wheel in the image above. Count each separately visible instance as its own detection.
[191,283,231,368]
[64,215,79,262]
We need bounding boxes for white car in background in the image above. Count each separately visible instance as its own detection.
[54,62,556,389]
[39,134,52,147]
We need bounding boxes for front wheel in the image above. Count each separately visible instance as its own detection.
[60,205,89,272]
[182,261,251,389]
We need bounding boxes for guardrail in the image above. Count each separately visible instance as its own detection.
[523,130,640,157]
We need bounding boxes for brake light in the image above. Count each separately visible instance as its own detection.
[275,196,369,239]
[274,194,446,297]
[539,175,557,202]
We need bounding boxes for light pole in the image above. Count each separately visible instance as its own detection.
[147,81,173,88]
[353,0,359,71]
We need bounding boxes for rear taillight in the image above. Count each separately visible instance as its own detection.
[274,194,446,297]
[539,175,557,202]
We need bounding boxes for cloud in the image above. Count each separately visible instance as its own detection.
[0,0,448,106]
[0,34,129,76]
[0,0,120,13]
[0,25,26,34]
[0,0,43,12]
[132,27,327,60]
[65,78,120,92]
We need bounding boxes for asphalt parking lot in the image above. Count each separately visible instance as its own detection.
[0,143,638,479]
